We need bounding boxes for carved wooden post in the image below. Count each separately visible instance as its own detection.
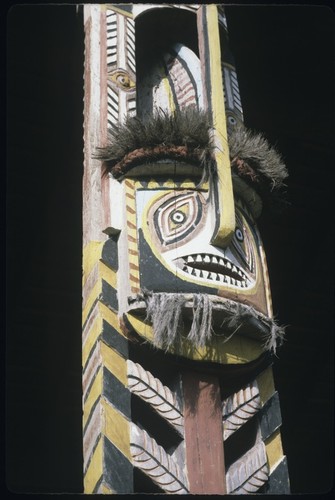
[82,3,290,494]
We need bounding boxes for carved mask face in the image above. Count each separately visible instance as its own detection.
[135,177,270,316]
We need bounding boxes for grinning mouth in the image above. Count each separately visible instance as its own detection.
[174,253,250,288]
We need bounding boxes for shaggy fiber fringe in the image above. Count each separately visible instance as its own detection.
[146,293,187,350]
[94,107,288,208]
[220,302,286,354]
[228,125,289,211]
[94,107,214,179]
[141,291,285,354]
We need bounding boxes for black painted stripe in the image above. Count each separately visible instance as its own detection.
[101,319,128,358]
[103,366,131,419]
[258,391,282,441]
[201,6,213,124]
[102,235,119,271]
[103,436,134,494]
[264,456,290,494]
[91,475,103,494]
[101,279,118,312]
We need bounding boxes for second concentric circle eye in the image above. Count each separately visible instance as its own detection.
[235,227,244,242]
[170,210,186,224]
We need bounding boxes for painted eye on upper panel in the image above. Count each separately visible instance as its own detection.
[232,207,255,273]
[154,192,205,246]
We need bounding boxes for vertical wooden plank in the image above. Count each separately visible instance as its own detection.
[99,6,111,232]
[183,371,226,494]
[197,5,235,247]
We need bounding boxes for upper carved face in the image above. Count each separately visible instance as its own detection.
[136,180,270,316]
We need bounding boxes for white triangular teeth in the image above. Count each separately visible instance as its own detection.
[177,255,250,289]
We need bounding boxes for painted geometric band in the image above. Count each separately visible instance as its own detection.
[125,179,140,293]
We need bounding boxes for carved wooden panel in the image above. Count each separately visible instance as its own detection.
[130,423,189,494]
[127,359,184,433]
[226,440,269,494]
[223,380,261,440]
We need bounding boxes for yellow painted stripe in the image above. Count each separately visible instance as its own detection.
[124,179,140,290]
[126,313,263,364]
[83,315,102,368]
[265,429,284,471]
[83,369,102,428]
[99,260,117,288]
[99,302,122,334]
[257,366,276,405]
[83,262,117,325]
[206,5,235,246]
[162,71,176,113]
[102,399,131,460]
[83,280,102,325]
[100,482,115,494]
[180,179,209,189]
[84,437,103,493]
[128,252,139,267]
[83,241,104,285]
[100,342,128,386]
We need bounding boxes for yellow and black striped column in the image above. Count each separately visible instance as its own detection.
[82,237,133,493]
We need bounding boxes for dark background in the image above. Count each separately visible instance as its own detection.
[6,3,334,496]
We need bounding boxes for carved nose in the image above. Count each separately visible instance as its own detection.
[210,156,235,249]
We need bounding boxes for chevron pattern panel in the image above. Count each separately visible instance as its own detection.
[82,237,134,493]
[223,367,290,494]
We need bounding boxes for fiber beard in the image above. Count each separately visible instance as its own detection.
[141,291,285,354]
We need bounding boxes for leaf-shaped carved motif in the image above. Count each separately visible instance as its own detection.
[127,359,184,433]
[226,441,269,494]
[222,380,261,440]
[130,423,189,494]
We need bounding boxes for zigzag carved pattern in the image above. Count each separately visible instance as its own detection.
[222,380,261,440]
[130,423,188,494]
[127,359,184,434]
[226,441,269,494]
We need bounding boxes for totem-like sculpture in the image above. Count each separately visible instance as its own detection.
[82,4,290,494]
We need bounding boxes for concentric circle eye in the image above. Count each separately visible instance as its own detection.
[228,115,237,125]
[170,210,186,224]
[235,227,244,242]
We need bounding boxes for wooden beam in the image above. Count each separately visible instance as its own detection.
[197,4,235,248]
[183,370,226,494]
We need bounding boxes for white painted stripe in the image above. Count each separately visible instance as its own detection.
[107,56,117,65]
[118,14,126,69]
[127,59,136,74]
